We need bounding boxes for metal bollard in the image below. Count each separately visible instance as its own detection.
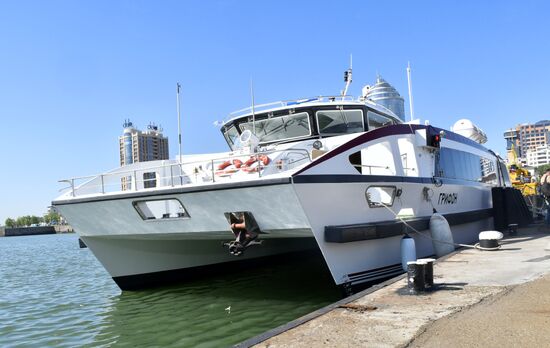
[407,261,426,294]
[417,258,435,290]
[508,223,518,236]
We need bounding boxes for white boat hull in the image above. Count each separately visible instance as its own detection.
[56,180,319,289]
[54,124,509,291]
[293,179,493,286]
[82,234,317,290]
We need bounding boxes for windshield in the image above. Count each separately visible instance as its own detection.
[223,125,240,150]
[239,112,311,143]
[317,109,364,135]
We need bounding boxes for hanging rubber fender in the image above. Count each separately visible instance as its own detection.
[429,213,455,258]
[400,235,416,272]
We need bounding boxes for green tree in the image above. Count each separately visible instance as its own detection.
[43,211,60,225]
[16,215,32,227]
[30,215,41,225]
[536,164,550,177]
[4,218,15,228]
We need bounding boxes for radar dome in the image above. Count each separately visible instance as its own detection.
[451,119,487,144]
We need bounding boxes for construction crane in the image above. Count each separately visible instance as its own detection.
[508,144,538,196]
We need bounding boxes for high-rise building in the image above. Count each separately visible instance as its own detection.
[119,120,169,166]
[363,76,406,121]
[504,120,550,165]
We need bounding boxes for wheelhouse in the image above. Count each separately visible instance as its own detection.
[221,101,401,150]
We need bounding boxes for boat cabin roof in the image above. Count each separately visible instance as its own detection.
[220,96,402,150]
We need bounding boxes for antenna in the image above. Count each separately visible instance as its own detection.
[250,78,256,135]
[342,54,353,96]
[406,62,415,122]
[176,82,182,163]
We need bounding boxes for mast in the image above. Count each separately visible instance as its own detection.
[250,78,256,135]
[342,54,353,96]
[176,82,182,163]
[406,62,415,122]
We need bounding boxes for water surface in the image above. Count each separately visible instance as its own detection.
[0,234,339,347]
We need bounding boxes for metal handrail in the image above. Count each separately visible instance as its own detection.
[59,148,312,197]
[225,95,358,121]
[351,164,394,175]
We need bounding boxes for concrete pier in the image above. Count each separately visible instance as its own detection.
[4,226,56,237]
[238,225,550,347]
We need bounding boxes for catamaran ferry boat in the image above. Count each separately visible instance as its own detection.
[52,73,510,291]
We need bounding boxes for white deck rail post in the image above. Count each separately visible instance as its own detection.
[170,165,174,187]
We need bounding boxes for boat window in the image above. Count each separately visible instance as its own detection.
[239,112,311,143]
[223,125,240,150]
[480,157,498,185]
[133,199,190,220]
[368,111,394,130]
[366,186,397,207]
[436,148,498,185]
[316,109,364,135]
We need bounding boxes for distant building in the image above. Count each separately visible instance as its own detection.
[526,145,550,167]
[504,120,550,165]
[119,120,169,190]
[119,120,169,166]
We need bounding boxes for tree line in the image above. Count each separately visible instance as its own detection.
[535,164,550,176]
[4,211,61,228]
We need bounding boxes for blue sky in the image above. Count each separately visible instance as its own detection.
[1,0,549,222]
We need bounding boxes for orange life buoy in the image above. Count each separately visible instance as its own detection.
[259,154,270,166]
[242,155,270,173]
[217,160,231,170]
[243,156,256,167]
[232,159,243,168]
[216,159,245,176]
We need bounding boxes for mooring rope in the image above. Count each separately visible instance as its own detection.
[381,203,501,251]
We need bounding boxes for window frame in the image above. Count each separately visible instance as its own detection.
[367,110,395,130]
[222,125,240,151]
[365,185,398,208]
[132,198,191,221]
[238,111,312,145]
[315,109,365,136]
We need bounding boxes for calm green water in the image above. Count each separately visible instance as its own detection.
[0,234,339,347]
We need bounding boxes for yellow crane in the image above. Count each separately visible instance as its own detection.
[508,144,538,196]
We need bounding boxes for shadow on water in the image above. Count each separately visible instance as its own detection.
[92,251,341,347]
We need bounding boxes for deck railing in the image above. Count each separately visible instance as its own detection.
[226,96,357,120]
[59,148,312,198]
